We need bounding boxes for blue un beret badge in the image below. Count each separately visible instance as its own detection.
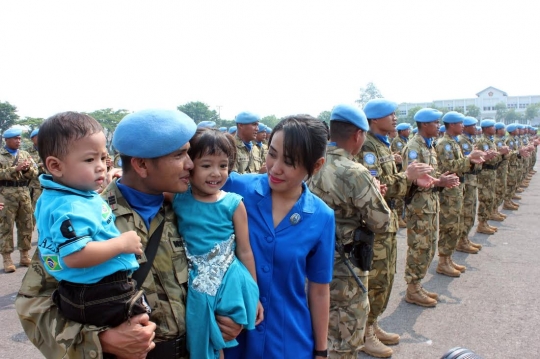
[364,153,376,165]
[408,150,418,160]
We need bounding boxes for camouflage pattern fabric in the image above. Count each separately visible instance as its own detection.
[458,134,479,238]
[435,134,470,256]
[16,180,188,359]
[0,148,37,254]
[505,134,520,200]
[475,135,501,221]
[251,142,266,173]
[391,136,408,219]
[402,134,440,284]
[308,144,391,358]
[231,136,255,174]
[494,135,509,208]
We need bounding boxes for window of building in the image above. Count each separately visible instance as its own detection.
[399,110,407,116]
[519,103,528,109]
[508,103,517,109]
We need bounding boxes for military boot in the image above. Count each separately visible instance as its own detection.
[497,211,507,219]
[449,256,467,273]
[20,250,31,267]
[468,238,483,250]
[489,212,504,222]
[420,286,439,301]
[516,187,524,193]
[398,217,407,228]
[456,237,479,254]
[436,255,461,277]
[477,221,496,234]
[487,222,498,231]
[503,200,518,210]
[530,170,537,174]
[512,194,522,200]
[520,182,529,188]
[2,253,16,273]
[361,325,393,358]
[373,321,400,345]
[405,283,437,307]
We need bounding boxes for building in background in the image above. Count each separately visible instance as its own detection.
[397,86,540,125]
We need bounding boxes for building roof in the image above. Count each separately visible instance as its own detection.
[476,86,507,97]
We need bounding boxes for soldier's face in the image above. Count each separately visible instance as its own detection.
[237,122,259,141]
[255,132,266,142]
[5,136,21,150]
[373,112,397,134]
[483,126,495,136]
[423,121,439,138]
[464,126,476,135]
[145,143,194,194]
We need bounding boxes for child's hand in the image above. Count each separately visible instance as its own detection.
[255,301,264,325]
[119,231,143,255]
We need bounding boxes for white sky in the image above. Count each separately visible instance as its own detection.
[1,0,539,121]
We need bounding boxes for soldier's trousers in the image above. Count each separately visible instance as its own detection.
[495,161,508,208]
[404,195,438,284]
[438,190,463,256]
[367,231,397,326]
[329,255,369,359]
[30,186,42,227]
[0,187,33,254]
[476,170,497,221]
[395,198,405,220]
[506,164,520,200]
[461,182,478,238]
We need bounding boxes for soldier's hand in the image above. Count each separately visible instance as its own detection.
[404,161,433,181]
[484,149,498,160]
[468,150,486,164]
[119,231,143,255]
[415,174,436,188]
[15,159,30,172]
[379,183,388,197]
[258,162,267,174]
[99,313,156,359]
[498,145,510,155]
[0,202,4,211]
[436,171,460,188]
[393,153,402,164]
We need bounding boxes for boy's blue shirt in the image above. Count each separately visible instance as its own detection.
[35,174,139,284]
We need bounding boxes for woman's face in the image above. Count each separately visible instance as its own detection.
[266,130,308,195]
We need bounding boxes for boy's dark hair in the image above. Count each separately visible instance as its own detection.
[330,121,363,142]
[38,112,103,171]
[188,128,237,172]
[269,115,327,179]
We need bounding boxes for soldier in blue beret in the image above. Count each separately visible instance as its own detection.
[197,120,216,129]
[228,126,237,135]
[219,126,227,132]
[438,125,446,137]
[391,123,412,228]
[252,124,268,173]
[0,127,37,272]
[232,111,260,174]
[27,128,45,217]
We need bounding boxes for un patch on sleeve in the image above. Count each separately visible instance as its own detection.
[363,153,376,165]
[497,142,503,147]
[369,169,378,177]
[408,150,418,160]
[397,142,403,148]
[462,143,469,150]
[483,144,489,151]
[444,144,452,151]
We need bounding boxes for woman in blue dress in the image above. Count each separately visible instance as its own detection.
[224,115,335,359]
[172,128,263,359]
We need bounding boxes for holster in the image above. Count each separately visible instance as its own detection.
[348,226,375,271]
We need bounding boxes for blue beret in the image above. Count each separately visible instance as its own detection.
[412,127,418,134]
[517,124,524,129]
[363,99,398,119]
[442,111,464,124]
[463,116,478,126]
[3,127,22,139]
[112,109,196,158]
[257,123,267,133]
[414,108,442,123]
[494,122,505,130]
[476,126,481,131]
[396,123,411,131]
[330,104,368,131]
[30,128,39,138]
[219,127,227,132]
[506,124,518,133]
[480,119,495,128]
[228,126,237,134]
[265,126,272,134]
[235,111,260,124]
[439,125,446,132]
[197,121,216,128]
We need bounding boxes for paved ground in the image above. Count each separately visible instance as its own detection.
[0,164,538,359]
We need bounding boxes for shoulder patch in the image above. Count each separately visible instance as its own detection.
[363,153,376,165]
[408,150,418,160]
[397,142,403,147]
[444,144,452,151]
[369,169,378,177]
[483,144,489,151]
[462,143,469,150]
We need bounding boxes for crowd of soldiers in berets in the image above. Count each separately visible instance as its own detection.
[0,102,538,359]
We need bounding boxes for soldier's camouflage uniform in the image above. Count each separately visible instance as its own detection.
[308,144,391,359]
[0,147,37,254]
[390,135,408,219]
[402,134,439,284]
[16,180,188,359]
[232,136,256,174]
[252,141,266,173]
[458,134,480,239]
[494,135,509,208]
[505,134,520,201]
[27,146,46,211]
[435,134,470,256]
[356,133,410,326]
[475,135,501,222]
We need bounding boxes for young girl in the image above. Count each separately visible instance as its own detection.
[171,128,263,359]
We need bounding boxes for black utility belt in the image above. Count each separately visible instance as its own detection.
[386,199,396,209]
[483,164,499,170]
[146,334,187,359]
[0,180,29,187]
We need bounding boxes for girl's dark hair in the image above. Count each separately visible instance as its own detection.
[268,115,327,179]
[188,128,237,171]
[38,111,103,170]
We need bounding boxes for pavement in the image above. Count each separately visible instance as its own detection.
[0,165,538,359]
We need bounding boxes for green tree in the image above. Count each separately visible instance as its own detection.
[504,109,524,124]
[260,115,279,129]
[524,103,540,122]
[465,105,481,118]
[0,101,19,133]
[18,117,44,137]
[87,108,131,150]
[177,101,219,125]
[318,111,331,125]
[400,106,422,126]
[355,82,383,108]
[494,102,507,122]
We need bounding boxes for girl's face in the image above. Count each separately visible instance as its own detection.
[266,130,308,195]
[190,152,229,199]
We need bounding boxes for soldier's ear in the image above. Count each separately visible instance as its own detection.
[130,157,149,178]
[45,156,63,177]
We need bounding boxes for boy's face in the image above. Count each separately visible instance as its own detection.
[54,132,108,191]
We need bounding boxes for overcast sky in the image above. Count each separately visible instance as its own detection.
[1,0,539,121]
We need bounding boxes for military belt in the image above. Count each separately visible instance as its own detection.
[0,180,29,187]
[146,334,187,359]
[386,199,396,209]
[483,164,499,170]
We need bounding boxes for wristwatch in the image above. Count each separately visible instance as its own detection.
[314,349,328,357]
